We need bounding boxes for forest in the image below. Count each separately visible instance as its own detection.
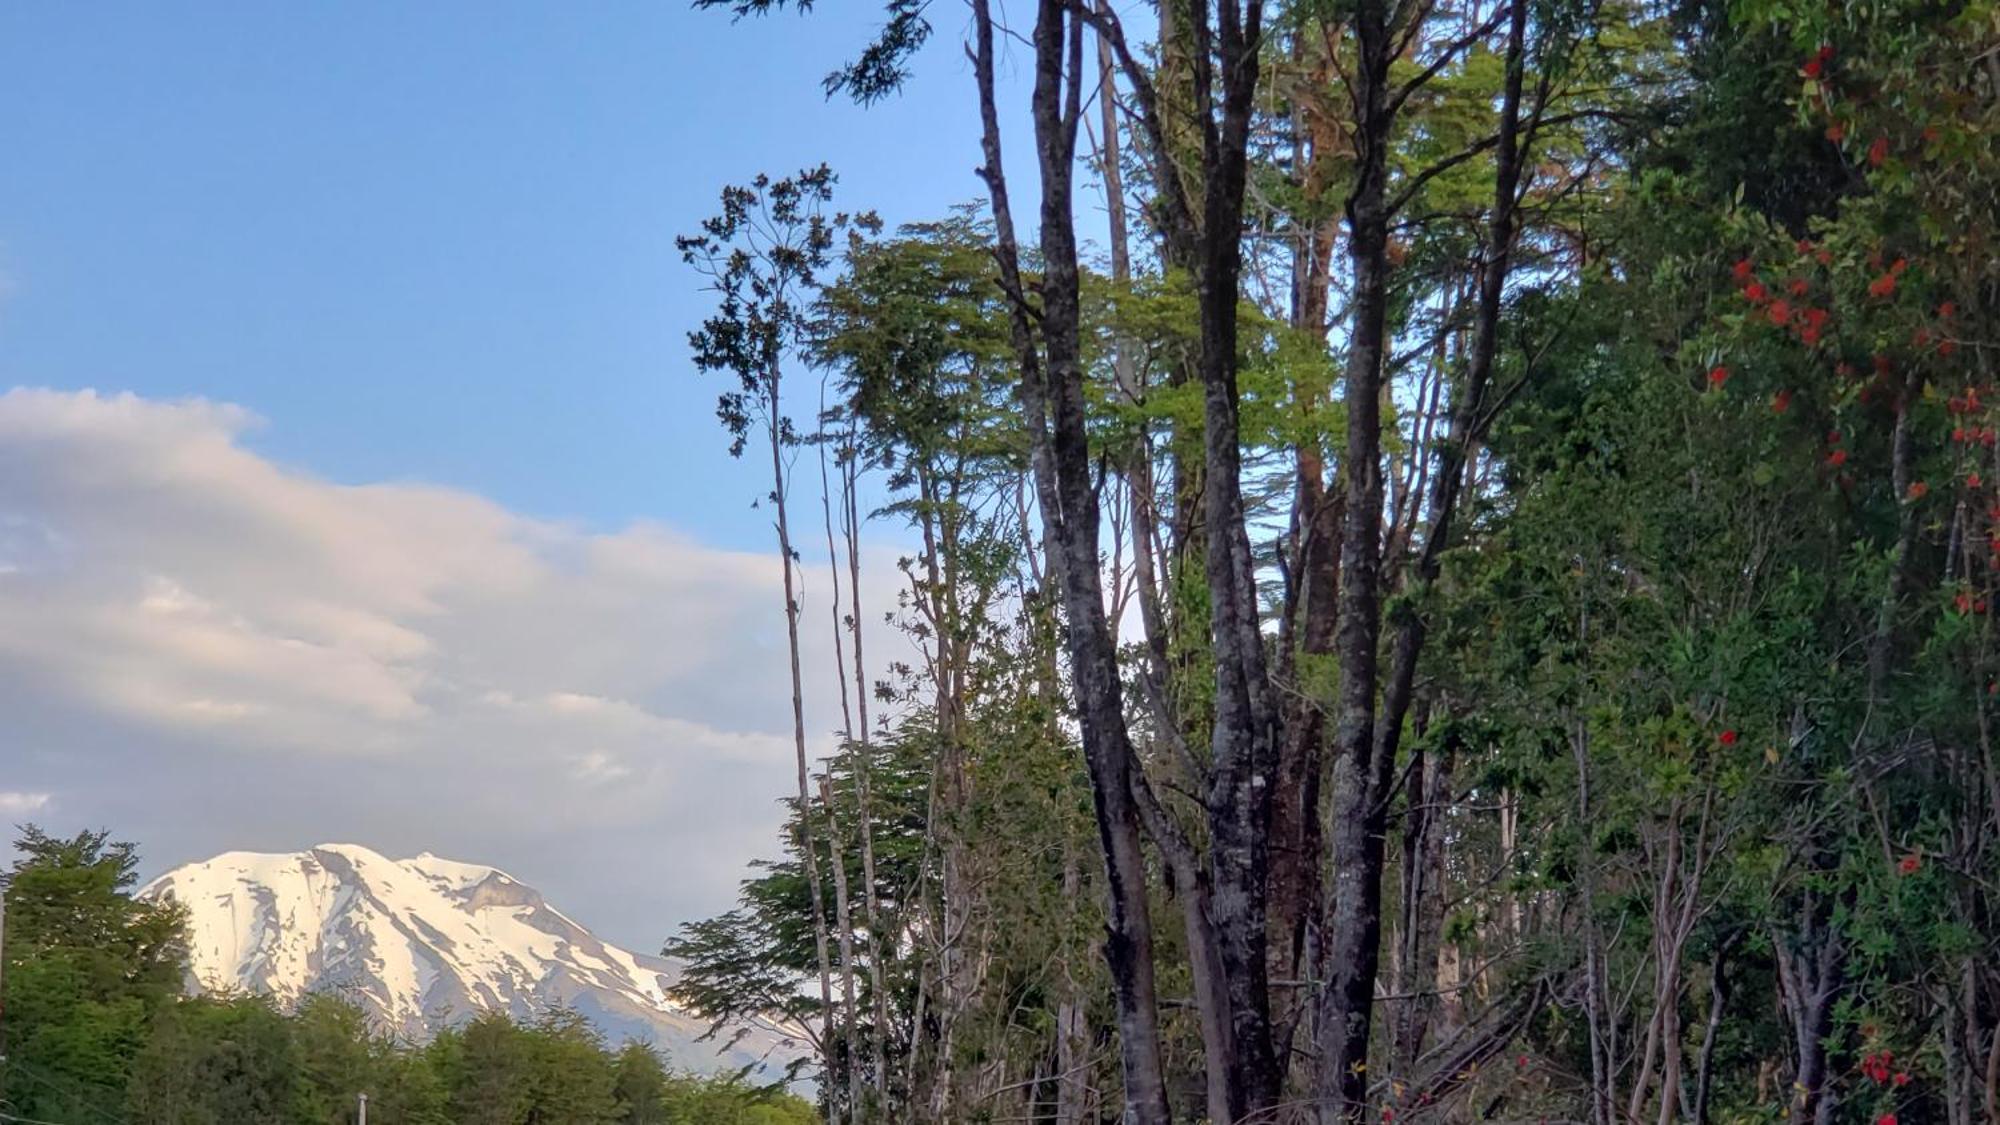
[2,0,1994,1120]
[659,0,2000,1120]
[0,828,816,1124]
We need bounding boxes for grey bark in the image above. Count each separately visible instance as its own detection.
[970,1,1173,1119]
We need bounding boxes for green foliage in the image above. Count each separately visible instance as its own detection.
[126,994,299,1124]
[2,826,188,1121]
[1,826,816,1125]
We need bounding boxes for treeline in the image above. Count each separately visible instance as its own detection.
[0,828,814,1125]
[668,0,2000,1119]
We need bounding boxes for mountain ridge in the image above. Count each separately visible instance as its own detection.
[139,843,797,1079]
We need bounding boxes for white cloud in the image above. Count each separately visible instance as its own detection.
[572,750,634,784]
[0,792,51,815]
[0,388,898,945]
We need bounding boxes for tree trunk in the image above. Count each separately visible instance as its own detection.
[843,422,891,1115]
[1318,4,1529,1115]
[1314,0,1396,1114]
[1272,22,1345,1079]
[1392,737,1451,1076]
[768,370,839,1106]
[821,776,864,1123]
[971,3,1173,1120]
[1192,0,1281,1103]
[1776,898,1844,1125]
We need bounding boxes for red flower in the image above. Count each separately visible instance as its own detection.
[1772,389,1793,413]
[1955,428,1968,443]
[1868,273,1898,299]
[1745,281,1770,303]
[1940,338,1958,357]
[1800,309,1828,346]
[1817,248,1833,265]
[1719,729,1739,746]
[1891,257,1908,275]
[1878,1113,1898,1125]
[1804,57,1823,78]
[1970,474,1983,489]
[1899,853,1922,875]
[1789,278,1810,297]
[1732,258,1756,283]
[1828,430,1843,445]
[1941,301,1957,318]
[1768,300,1793,326]
[1708,365,1730,388]
[1914,327,1932,348]
[1908,481,1929,501]
[1957,591,1975,614]
[1828,449,1849,467]
[1817,43,1835,62]
[1383,1109,1396,1122]
[1826,123,1846,143]
[1869,136,1890,166]
[1796,239,1815,255]
[1893,1072,1912,1087]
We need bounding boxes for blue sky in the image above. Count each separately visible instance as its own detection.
[0,2,1065,949]
[0,0,1038,550]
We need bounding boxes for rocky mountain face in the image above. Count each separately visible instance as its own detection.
[140,843,797,1078]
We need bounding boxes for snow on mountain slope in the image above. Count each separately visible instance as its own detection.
[141,844,798,1078]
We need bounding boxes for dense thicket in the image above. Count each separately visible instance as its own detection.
[675,0,1999,1120]
[0,829,815,1125]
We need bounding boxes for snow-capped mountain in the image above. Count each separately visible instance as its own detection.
[141,843,797,1077]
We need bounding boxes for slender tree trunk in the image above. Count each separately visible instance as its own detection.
[971,3,1172,1120]
[1319,5,1529,1115]
[911,464,975,1124]
[1055,853,1095,1125]
[1127,0,1283,1112]
[822,777,864,1123]
[1272,23,1345,1079]
[817,387,867,1123]
[1575,714,1615,1125]
[1392,736,1451,1076]
[768,372,839,1107]
[1315,0,1396,1114]
[1777,891,1844,1125]
[842,421,891,1113]
[1692,936,1734,1125]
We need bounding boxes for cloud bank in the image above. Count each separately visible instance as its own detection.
[0,388,870,946]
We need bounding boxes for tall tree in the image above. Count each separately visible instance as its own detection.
[1,826,187,1121]
[680,166,857,1109]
